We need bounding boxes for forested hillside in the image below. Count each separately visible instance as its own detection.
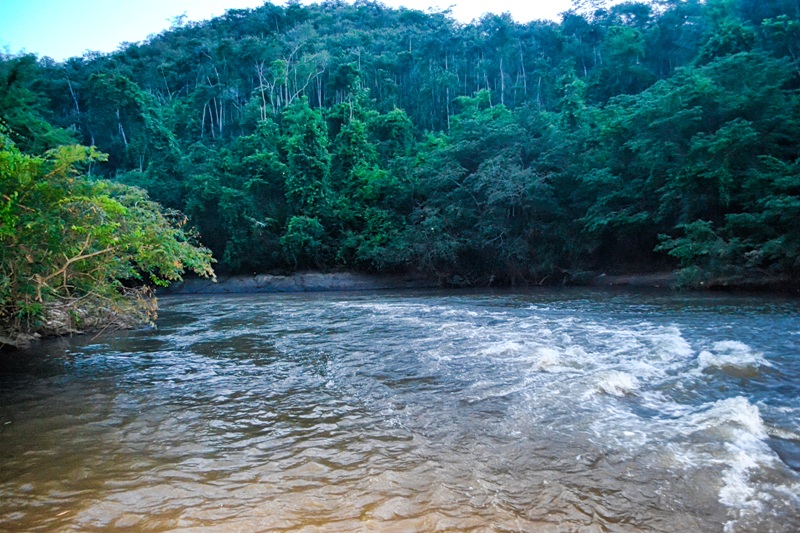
[3,0,800,288]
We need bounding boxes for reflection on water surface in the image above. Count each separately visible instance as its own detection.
[1,289,799,531]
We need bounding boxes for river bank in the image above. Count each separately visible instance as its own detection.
[159,272,440,294]
[159,271,678,295]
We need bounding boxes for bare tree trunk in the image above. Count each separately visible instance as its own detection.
[66,77,80,113]
[160,67,173,100]
[204,101,216,139]
[284,62,290,107]
[446,86,451,131]
[500,58,505,106]
[212,97,221,137]
[445,55,451,129]
[289,67,325,105]
[519,42,527,96]
[116,109,128,147]
[256,61,268,121]
[537,76,542,107]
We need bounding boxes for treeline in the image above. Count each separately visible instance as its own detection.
[2,0,799,287]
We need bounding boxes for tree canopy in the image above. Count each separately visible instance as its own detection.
[2,0,799,294]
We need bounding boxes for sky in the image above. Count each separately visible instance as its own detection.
[0,0,577,62]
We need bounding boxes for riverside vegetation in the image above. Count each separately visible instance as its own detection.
[0,130,215,347]
[2,0,800,344]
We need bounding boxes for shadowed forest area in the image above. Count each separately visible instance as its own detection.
[2,0,800,323]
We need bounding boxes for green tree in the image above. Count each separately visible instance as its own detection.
[182,119,288,273]
[281,96,331,217]
[0,54,76,152]
[0,131,214,347]
[280,215,327,269]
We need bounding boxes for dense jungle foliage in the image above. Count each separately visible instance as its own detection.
[2,0,800,294]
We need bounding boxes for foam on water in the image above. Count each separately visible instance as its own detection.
[533,347,561,371]
[534,316,793,532]
[651,327,695,360]
[690,396,769,438]
[696,340,771,375]
[478,340,526,358]
[702,399,772,511]
[593,371,641,397]
[584,386,790,532]
[652,396,781,531]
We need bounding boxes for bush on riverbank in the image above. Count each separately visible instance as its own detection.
[0,130,215,349]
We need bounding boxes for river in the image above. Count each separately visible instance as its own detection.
[1,288,799,532]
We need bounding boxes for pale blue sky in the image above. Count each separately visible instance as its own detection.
[0,0,576,62]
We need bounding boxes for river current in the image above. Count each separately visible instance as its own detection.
[1,289,799,532]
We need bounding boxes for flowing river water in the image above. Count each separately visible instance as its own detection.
[1,288,799,532]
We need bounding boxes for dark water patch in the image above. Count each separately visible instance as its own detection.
[770,436,800,472]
